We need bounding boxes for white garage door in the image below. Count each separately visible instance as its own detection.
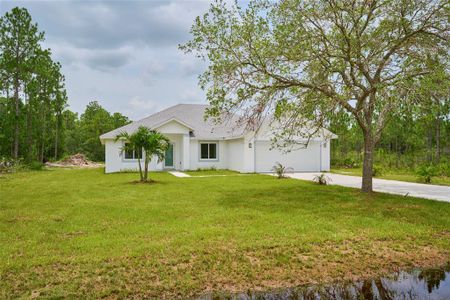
[255,141,321,172]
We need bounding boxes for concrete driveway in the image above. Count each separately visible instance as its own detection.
[285,172,450,202]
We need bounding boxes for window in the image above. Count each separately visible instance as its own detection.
[200,142,217,160]
[124,143,142,160]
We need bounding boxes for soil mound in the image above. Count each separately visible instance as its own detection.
[46,154,102,168]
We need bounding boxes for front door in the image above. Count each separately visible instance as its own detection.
[164,144,174,168]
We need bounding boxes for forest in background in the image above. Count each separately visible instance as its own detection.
[0,7,448,174]
[0,8,129,165]
[330,101,449,173]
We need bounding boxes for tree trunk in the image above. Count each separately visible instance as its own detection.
[13,77,20,159]
[427,127,433,162]
[435,116,440,163]
[26,89,33,162]
[361,132,374,192]
[137,156,143,181]
[39,108,46,163]
[6,88,13,158]
[144,157,149,181]
[54,113,59,160]
[39,131,45,163]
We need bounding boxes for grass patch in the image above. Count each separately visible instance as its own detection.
[331,167,450,186]
[0,168,449,298]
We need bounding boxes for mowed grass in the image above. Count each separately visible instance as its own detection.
[0,168,449,298]
[331,167,450,186]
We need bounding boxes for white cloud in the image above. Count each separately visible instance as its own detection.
[128,97,162,114]
[141,59,166,85]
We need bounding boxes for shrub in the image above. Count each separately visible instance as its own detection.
[372,165,384,177]
[119,168,139,173]
[416,165,437,183]
[0,158,46,173]
[29,161,44,171]
[343,158,357,168]
[313,173,332,185]
[0,157,14,174]
[435,163,449,177]
[0,157,27,173]
[195,166,218,172]
[271,162,293,179]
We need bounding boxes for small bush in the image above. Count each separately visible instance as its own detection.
[313,173,332,185]
[372,165,384,177]
[343,158,357,168]
[416,165,437,183]
[119,168,139,173]
[271,162,294,179]
[0,158,47,173]
[195,166,218,172]
[29,161,44,171]
[435,163,449,177]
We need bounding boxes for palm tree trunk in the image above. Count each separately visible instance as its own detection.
[144,156,149,181]
[137,157,143,181]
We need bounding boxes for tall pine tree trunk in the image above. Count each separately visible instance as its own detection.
[26,108,32,161]
[39,107,46,163]
[362,131,374,193]
[13,77,20,159]
[427,127,433,162]
[54,112,59,160]
[26,88,33,162]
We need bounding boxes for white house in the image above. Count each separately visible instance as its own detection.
[99,104,336,173]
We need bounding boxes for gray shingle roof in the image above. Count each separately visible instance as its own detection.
[99,104,246,140]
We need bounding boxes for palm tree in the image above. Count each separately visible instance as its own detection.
[115,126,170,182]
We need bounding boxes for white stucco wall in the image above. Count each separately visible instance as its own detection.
[155,120,190,135]
[189,139,228,170]
[254,141,322,172]
[105,137,329,173]
[104,133,184,173]
[226,138,244,172]
[104,139,162,173]
[242,134,256,173]
[320,140,330,171]
[103,118,332,173]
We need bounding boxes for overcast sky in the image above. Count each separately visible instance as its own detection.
[0,0,216,120]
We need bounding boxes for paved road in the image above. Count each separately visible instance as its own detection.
[285,172,450,202]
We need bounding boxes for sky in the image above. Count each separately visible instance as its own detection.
[0,0,215,120]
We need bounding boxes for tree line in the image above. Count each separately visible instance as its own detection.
[0,8,130,163]
[329,100,449,170]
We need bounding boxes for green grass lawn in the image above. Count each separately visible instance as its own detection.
[331,167,450,186]
[1,168,449,298]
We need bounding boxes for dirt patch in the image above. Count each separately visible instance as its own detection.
[129,179,158,185]
[46,154,102,168]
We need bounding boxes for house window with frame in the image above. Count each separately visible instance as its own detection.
[200,142,217,160]
[124,143,142,160]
